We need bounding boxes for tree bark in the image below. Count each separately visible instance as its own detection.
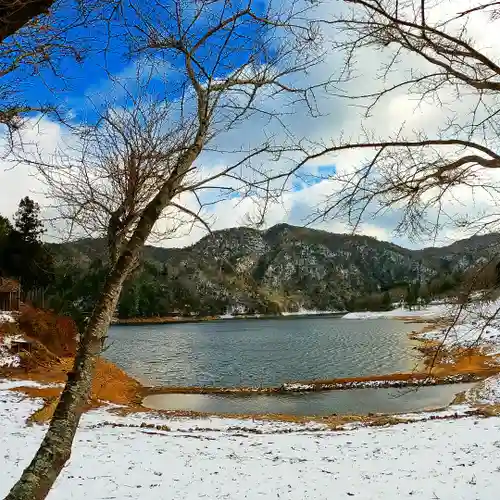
[0,0,56,43]
[4,249,135,500]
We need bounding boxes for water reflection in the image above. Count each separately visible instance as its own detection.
[143,383,476,416]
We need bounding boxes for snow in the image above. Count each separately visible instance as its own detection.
[281,308,342,316]
[465,375,500,405]
[420,322,500,349]
[0,335,23,368]
[417,300,500,352]
[2,380,500,499]
[0,311,15,323]
[343,304,448,320]
[280,374,476,392]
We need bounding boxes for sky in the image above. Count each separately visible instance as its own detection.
[1,0,499,250]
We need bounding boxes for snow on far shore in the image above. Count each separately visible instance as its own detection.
[343,304,448,320]
[281,308,342,316]
[2,379,500,500]
[218,308,343,319]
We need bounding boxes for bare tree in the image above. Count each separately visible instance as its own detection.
[273,0,500,368]
[0,0,114,136]
[5,1,325,498]
[292,0,500,239]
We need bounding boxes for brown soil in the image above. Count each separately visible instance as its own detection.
[5,356,142,423]
[10,357,141,406]
[115,315,220,325]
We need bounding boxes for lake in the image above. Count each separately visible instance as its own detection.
[106,316,472,415]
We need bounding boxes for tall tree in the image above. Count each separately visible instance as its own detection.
[6,1,327,498]
[0,214,13,276]
[14,196,45,243]
[0,214,12,239]
[3,197,54,292]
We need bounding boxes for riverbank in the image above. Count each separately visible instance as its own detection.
[4,310,500,498]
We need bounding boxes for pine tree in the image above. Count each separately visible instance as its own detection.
[14,197,45,244]
[0,214,12,239]
[4,197,54,293]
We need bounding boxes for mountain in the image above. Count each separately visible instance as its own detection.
[48,224,500,318]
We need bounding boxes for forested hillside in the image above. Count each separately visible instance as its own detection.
[48,224,500,318]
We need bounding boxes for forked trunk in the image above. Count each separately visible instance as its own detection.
[5,256,133,500]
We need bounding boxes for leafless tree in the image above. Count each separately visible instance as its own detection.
[5,1,326,498]
[0,0,112,136]
[284,0,500,365]
[288,0,500,238]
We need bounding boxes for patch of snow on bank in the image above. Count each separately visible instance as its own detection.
[416,300,500,351]
[465,375,500,405]
[343,304,448,320]
[0,311,15,323]
[0,335,23,368]
[2,383,500,499]
[420,322,500,349]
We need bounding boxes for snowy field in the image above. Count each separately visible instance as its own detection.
[2,379,500,500]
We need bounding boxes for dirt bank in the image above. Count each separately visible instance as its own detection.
[8,356,141,405]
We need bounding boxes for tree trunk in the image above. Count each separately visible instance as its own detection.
[5,252,134,500]
[0,0,56,43]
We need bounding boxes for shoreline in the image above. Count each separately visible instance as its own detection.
[3,312,500,423]
[113,311,345,326]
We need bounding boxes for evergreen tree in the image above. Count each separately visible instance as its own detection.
[0,215,13,276]
[14,197,45,243]
[3,197,54,293]
[0,215,12,239]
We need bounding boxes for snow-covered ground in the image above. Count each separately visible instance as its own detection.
[417,299,500,353]
[343,304,448,320]
[0,334,22,367]
[281,308,342,317]
[465,375,500,405]
[2,379,500,500]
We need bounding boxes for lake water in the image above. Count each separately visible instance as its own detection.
[106,316,472,415]
[107,317,423,387]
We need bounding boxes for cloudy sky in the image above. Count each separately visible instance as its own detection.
[1,0,498,250]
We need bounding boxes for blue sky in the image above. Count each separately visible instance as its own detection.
[13,0,275,124]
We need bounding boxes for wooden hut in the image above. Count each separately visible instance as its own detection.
[0,277,21,311]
